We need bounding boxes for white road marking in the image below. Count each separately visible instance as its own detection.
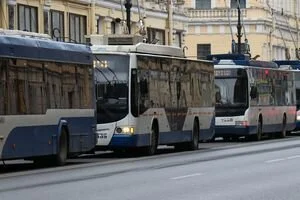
[265,158,286,163]
[171,173,204,180]
[287,155,300,160]
[265,155,300,164]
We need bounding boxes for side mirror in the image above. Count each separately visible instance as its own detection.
[250,86,258,99]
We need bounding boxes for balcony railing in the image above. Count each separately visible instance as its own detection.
[189,8,247,19]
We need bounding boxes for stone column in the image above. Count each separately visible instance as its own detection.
[104,17,113,34]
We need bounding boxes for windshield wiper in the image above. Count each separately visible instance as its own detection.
[94,55,120,82]
[95,67,111,85]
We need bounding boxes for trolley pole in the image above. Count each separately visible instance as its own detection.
[124,0,132,34]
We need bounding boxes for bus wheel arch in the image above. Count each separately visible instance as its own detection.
[33,125,69,166]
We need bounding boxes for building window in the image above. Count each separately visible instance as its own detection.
[231,0,246,8]
[111,21,121,34]
[44,10,49,34]
[195,0,211,9]
[197,44,211,59]
[147,28,165,45]
[17,4,38,32]
[69,13,86,43]
[50,10,64,41]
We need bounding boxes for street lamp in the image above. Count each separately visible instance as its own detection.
[236,0,242,54]
[7,0,16,30]
[124,0,132,34]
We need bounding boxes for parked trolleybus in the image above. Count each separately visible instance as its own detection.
[208,54,296,141]
[92,42,215,154]
[0,30,96,165]
[274,60,300,131]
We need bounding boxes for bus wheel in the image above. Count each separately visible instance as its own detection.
[55,129,68,166]
[145,124,158,155]
[280,115,287,138]
[188,120,199,150]
[254,120,263,141]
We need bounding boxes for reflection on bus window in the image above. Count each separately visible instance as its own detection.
[215,77,248,107]
[0,60,93,115]
[94,54,129,124]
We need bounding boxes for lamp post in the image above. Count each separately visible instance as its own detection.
[6,0,16,29]
[236,0,242,54]
[124,0,132,34]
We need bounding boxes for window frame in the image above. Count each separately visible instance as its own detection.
[69,13,87,44]
[17,4,38,32]
[197,44,211,60]
[50,10,65,41]
[195,0,211,9]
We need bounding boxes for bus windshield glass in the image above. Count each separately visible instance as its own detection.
[215,76,248,107]
[94,54,129,123]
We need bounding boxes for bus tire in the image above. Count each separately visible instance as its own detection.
[188,120,199,150]
[254,119,263,141]
[145,123,158,155]
[55,129,68,166]
[280,115,287,138]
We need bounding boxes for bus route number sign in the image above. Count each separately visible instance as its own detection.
[215,70,232,77]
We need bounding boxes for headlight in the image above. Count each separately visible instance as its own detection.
[297,115,300,121]
[115,126,135,134]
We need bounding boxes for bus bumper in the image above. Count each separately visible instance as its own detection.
[215,125,256,137]
[108,133,150,148]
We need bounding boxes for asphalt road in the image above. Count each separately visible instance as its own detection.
[1,136,300,200]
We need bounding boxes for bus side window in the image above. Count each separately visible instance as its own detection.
[250,86,258,99]
[139,76,149,114]
[216,91,222,104]
[131,69,138,117]
[140,78,148,95]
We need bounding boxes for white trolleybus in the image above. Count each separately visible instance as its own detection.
[92,41,215,155]
[0,30,96,165]
[274,60,300,131]
[208,54,296,141]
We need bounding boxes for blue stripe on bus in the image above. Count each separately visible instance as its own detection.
[295,121,300,131]
[108,134,149,148]
[200,117,215,140]
[215,126,254,136]
[215,123,295,137]
[108,127,215,148]
[1,117,95,160]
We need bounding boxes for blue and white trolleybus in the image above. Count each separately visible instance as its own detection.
[209,54,296,141]
[92,40,215,154]
[0,30,96,165]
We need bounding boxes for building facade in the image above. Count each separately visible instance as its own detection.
[1,0,299,61]
[0,0,188,46]
[185,0,300,61]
